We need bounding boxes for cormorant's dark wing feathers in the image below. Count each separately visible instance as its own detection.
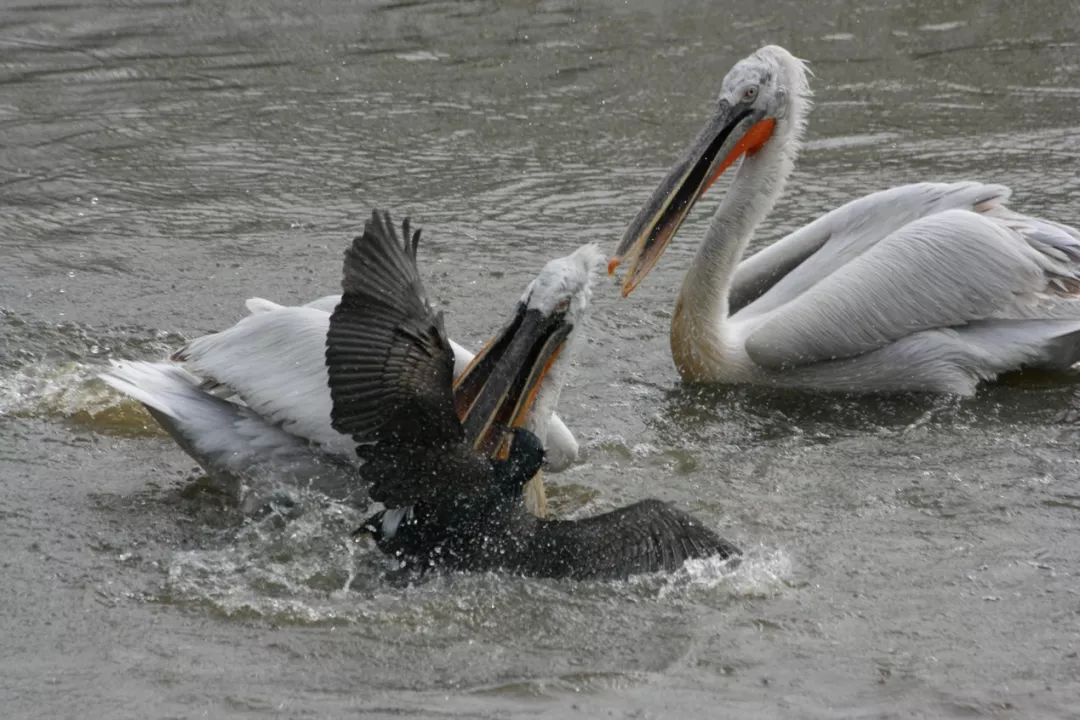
[325,210,463,455]
[531,500,739,580]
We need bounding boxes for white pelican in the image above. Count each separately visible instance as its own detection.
[610,45,1080,395]
[101,230,580,513]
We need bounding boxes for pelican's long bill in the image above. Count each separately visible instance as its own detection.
[609,100,775,296]
[453,301,573,459]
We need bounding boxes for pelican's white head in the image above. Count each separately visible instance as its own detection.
[716,45,811,148]
[610,45,812,295]
[514,243,602,439]
[455,243,603,458]
[520,243,604,325]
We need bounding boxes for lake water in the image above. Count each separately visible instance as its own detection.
[3,0,1080,717]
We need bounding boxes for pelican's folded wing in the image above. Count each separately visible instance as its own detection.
[731,182,1011,318]
[744,205,1080,370]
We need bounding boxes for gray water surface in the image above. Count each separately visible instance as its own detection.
[3,1,1080,717]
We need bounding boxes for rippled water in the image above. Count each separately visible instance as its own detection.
[3,1,1080,717]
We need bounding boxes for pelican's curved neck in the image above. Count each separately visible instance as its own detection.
[672,132,797,378]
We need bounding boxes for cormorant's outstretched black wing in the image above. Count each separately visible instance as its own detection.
[529,500,740,580]
[326,210,461,453]
[325,211,503,509]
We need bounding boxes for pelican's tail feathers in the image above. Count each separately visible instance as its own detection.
[99,361,357,509]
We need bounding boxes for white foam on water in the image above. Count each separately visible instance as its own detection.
[642,544,793,601]
[395,50,448,62]
[0,360,114,418]
[919,21,966,32]
[161,496,371,624]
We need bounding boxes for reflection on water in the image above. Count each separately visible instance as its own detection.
[3,0,1080,717]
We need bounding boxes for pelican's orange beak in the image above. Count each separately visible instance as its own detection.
[452,304,572,461]
[609,102,775,296]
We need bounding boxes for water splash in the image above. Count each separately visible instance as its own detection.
[0,309,183,435]
[160,494,371,623]
[0,359,160,434]
[626,544,793,602]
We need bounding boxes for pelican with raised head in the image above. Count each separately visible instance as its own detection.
[610,45,1080,394]
[328,210,739,580]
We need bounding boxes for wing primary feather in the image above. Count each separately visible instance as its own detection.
[325,210,464,454]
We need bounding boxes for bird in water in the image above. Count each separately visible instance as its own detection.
[609,45,1080,395]
[99,240,578,514]
[327,210,740,580]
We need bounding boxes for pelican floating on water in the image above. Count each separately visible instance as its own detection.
[328,210,739,579]
[101,233,579,513]
[610,45,1080,394]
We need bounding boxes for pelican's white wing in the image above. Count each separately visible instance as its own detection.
[244,295,343,315]
[742,206,1080,370]
[731,182,1012,318]
[175,299,580,470]
[174,306,355,457]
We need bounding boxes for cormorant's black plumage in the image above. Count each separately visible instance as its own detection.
[327,210,740,580]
